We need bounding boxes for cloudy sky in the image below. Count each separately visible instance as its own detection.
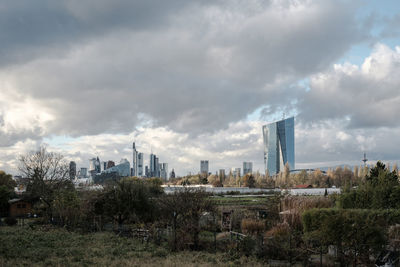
[1,0,400,176]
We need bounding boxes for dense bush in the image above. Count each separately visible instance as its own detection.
[95,177,163,228]
[0,171,16,216]
[303,208,400,232]
[4,217,17,226]
[280,195,334,229]
[302,208,393,264]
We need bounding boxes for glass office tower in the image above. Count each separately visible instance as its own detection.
[262,117,295,175]
[200,160,209,174]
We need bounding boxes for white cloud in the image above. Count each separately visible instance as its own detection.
[0,0,364,139]
[0,79,54,146]
[299,43,400,128]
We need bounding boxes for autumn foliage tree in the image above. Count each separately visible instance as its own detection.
[242,173,255,188]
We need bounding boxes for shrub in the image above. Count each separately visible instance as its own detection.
[238,236,256,256]
[302,208,390,265]
[280,196,334,229]
[241,219,265,235]
[4,217,17,226]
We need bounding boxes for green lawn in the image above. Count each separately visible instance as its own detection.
[0,226,264,266]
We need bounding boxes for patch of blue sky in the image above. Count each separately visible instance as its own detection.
[246,106,266,121]
[43,135,78,149]
[246,103,298,123]
[297,78,310,92]
[358,0,400,18]
[338,43,372,66]
[339,0,400,66]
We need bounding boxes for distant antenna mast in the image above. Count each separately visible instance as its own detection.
[362,153,368,167]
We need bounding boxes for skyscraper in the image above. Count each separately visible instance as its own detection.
[89,158,96,172]
[232,167,241,177]
[102,161,107,171]
[200,160,209,174]
[79,167,87,178]
[243,162,253,175]
[95,157,101,174]
[219,169,225,180]
[160,163,168,181]
[137,153,143,177]
[150,154,157,177]
[69,161,76,180]
[132,142,138,176]
[155,157,160,177]
[89,157,101,178]
[262,117,295,175]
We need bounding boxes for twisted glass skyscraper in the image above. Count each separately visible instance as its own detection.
[262,117,295,175]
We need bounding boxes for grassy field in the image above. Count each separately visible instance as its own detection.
[0,226,264,267]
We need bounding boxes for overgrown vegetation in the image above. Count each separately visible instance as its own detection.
[2,147,400,265]
[0,226,264,266]
[302,161,400,265]
[0,171,17,218]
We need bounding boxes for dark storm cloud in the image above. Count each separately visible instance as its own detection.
[0,0,212,66]
[1,0,367,138]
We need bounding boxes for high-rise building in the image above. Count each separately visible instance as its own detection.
[79,167,87,178]
[102,162,107,171]
[262,117,295,175]
[89,158,97,172]
[232,167,241,177]
[138,153,143,177]
[243,162,253,175]
[156,157,160,177]
[132,142,138,176]
[89,157,101,178]
[106,160,115,169]
[200,160,209,174]
[95,157,101,174]
[170,169,176,179]
[150,154,157,177]
[101,158,131,177]
[160,163,168,181]
[219,169,225,180]
[69,161,76,180]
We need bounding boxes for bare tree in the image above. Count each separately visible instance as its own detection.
[160,188,215,250]
[18,146,72,219]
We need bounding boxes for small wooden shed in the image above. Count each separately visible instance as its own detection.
[8,198,33,218]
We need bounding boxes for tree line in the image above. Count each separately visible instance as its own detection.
[168,161,399,189]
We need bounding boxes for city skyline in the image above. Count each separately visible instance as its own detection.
[0,1,400,176]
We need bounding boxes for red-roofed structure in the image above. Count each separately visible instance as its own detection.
[295,184,313,189]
